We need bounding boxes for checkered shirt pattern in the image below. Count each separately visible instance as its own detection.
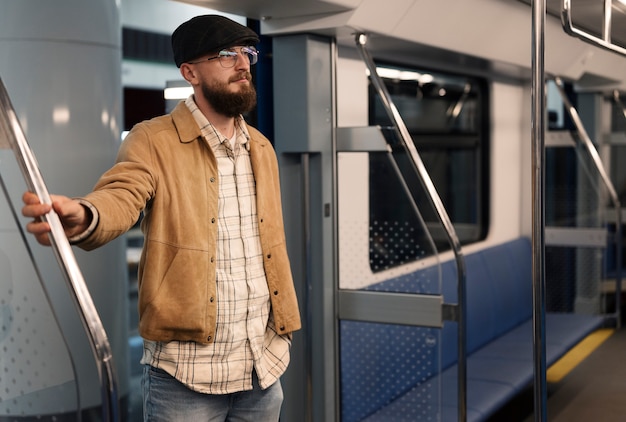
[141,96,291,394]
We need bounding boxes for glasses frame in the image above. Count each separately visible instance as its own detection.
[189,46,259,68]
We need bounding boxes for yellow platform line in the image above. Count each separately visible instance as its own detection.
[546,328,615,384]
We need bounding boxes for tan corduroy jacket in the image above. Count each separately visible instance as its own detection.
[77,101,301,344]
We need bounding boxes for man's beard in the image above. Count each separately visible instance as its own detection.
[201,72,257,117]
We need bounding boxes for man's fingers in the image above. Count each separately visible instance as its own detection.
[33,233,52,246]
[24,220,52,246]
[21,192,52,218]
[22,191,53,246]
[22,203,52,218]
[25,219,50,233]
[22,191,41,205]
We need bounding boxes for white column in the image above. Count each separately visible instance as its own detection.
[0,0,128,414]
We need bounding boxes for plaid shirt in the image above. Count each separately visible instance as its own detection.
[141,96,291,394]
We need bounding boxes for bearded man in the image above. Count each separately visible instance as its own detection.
[21,15,301,422]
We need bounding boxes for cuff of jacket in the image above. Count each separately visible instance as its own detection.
[67,199,99,245]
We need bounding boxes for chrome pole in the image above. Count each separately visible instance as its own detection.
[531,1,547,421]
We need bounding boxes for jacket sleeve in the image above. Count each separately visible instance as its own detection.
[76,123,158,250]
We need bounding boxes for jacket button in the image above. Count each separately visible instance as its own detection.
[279,326,285,331]
[267,253,271,259]
[207,335,212,341]
[273,290,279,295]
[210,257,214,263]
[260,218,264,223]
[211,217,215,223]
[210,296,215,302]
[210,177,215,183]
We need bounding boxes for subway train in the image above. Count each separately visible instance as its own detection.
[1,0,626,421]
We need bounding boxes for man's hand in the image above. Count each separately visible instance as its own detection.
[22,192,90,246]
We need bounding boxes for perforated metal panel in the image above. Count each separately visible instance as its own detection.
[0,149,79,418]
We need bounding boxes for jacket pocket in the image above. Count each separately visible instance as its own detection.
[139,241,212,339]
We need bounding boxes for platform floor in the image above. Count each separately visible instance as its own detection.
[515,327,626,422]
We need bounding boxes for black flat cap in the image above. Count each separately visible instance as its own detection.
[171,15,260,67]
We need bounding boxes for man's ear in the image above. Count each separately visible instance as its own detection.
[179,63,197,84]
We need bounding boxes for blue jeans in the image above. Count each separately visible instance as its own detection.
[141,365,283,421]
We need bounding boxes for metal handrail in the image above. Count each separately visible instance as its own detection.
[0,78,119,421]
[552,77,622,328]
[355,33,468,422]
[561,0,626,57]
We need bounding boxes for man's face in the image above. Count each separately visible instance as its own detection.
[192,46,258,117]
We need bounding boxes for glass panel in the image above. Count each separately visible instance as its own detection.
[0,148,79,419]
[338,148,441,290]
[545,141,612,316]
[546,245,605,314]
[340,322,444,422]
[338,125,448,420]
[367,151,435,273]
[546,148,580,227]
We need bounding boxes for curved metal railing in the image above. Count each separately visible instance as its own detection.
[355,33,468,422]
[561,0,626,57]
[0,78,119,421]
[552,77,622,328]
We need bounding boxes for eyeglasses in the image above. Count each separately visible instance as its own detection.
[189,46,259,67]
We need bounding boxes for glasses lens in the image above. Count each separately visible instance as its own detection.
[218,50,238,68]
[217,47,259,67]
[243,47,258,65]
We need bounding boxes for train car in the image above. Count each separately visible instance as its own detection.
[0,0,625,421]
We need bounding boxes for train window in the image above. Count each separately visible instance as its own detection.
[368,65,488,270]
[547,80,566,130]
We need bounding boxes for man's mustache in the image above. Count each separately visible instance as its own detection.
[229,72,252,83]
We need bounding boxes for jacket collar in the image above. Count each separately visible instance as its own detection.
[171,101,203,144]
